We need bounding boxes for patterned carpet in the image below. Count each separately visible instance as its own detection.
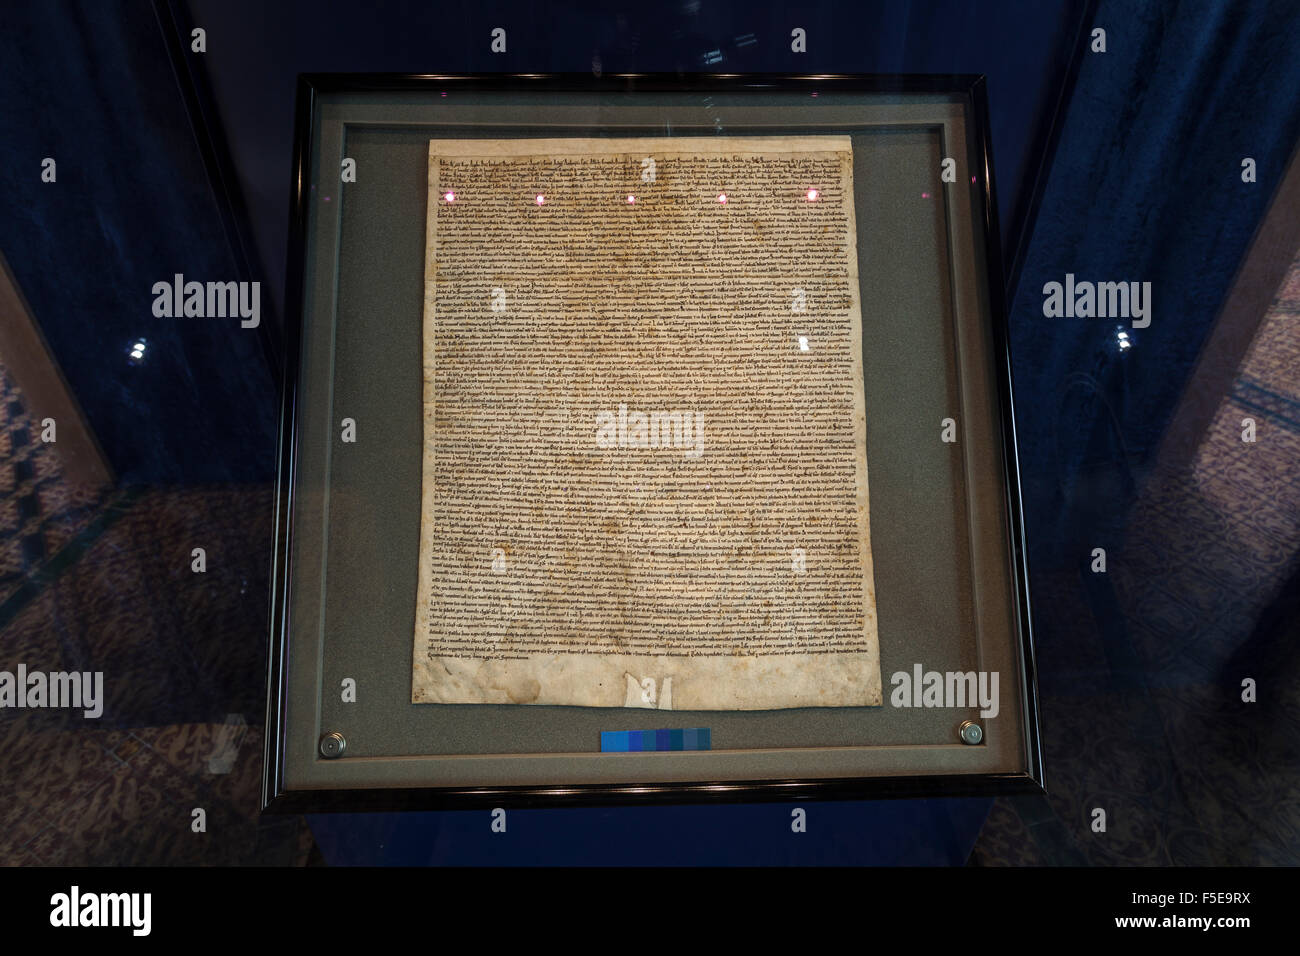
[0,368,314,865]
[0,371,116,616]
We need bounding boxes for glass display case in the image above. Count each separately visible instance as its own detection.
[264,74,1042,810]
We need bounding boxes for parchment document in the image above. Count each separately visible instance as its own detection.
[413,136,880,710]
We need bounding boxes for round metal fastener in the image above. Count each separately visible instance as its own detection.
[319,731,347,759]
[958,720,983,745]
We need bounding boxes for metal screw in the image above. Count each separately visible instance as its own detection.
[959,720,983,745]
[319,731,347,759]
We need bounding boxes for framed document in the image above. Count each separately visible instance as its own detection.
[264,74,1043,811]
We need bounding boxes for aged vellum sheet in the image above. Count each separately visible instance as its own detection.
[413,136,880,710]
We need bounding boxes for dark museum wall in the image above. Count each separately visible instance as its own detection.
[0,0,278,485]
[0,0,1297,866]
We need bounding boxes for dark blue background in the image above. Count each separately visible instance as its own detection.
[2,0,1298,865]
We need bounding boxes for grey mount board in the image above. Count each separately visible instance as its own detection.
[279,88,1026,793]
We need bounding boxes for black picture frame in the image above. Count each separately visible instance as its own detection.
[263,72,1044,813]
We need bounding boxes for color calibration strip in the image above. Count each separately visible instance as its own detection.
[601,728,712,752]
